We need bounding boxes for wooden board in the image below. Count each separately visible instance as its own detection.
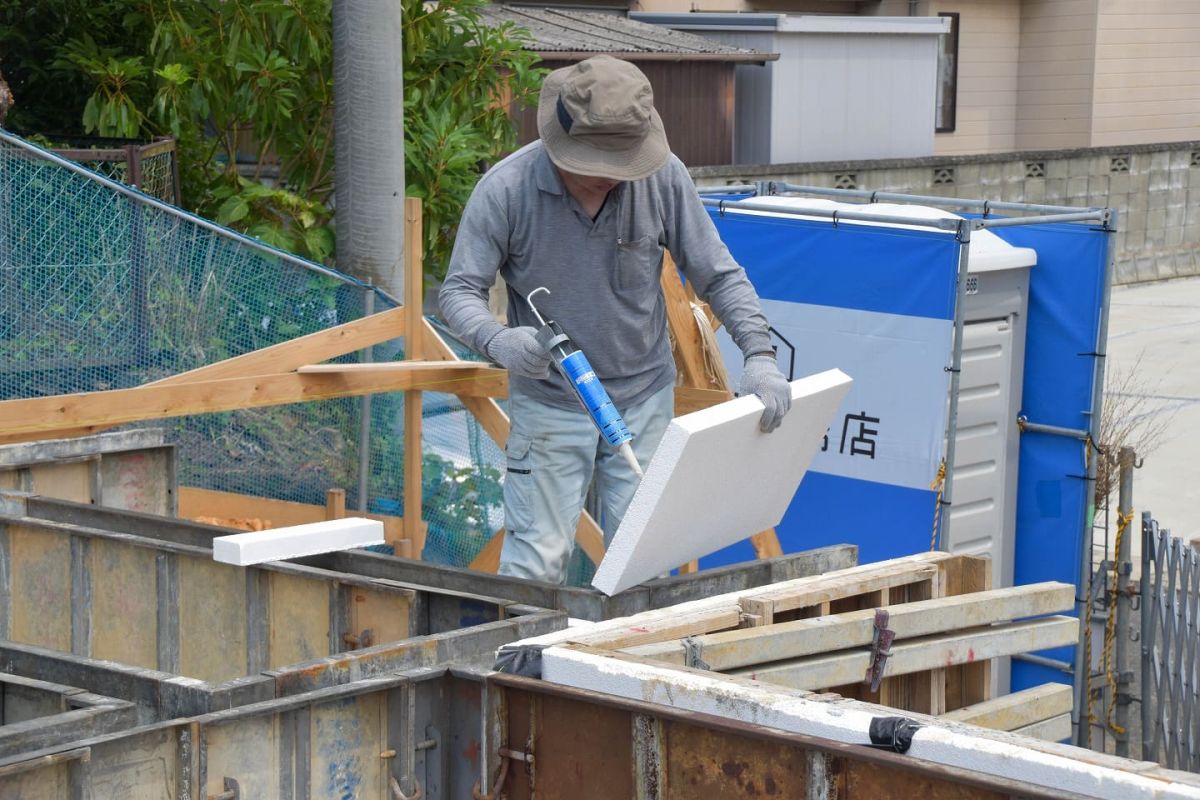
[0,307,407,445]
[941,683,1073,732]
[625,582,1074,671]
[725,616,1078,691]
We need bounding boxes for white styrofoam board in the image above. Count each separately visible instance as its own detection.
[591,369,852,595]
[212,517,385,566]
[542,646,1200,799]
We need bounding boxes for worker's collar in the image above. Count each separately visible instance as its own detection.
[534,144,565,196]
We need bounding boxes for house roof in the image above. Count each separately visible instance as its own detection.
[477,5,779,63]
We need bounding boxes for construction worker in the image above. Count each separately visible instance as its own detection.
[439,56,790,585]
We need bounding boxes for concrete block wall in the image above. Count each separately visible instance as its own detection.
[690,141,1200,285]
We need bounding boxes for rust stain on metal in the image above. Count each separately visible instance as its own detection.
[665,720,802,797]
[844,759,1006,799]
[463,738,481,768]
[517,692,632,799]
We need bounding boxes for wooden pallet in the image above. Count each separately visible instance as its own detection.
[561,551,1076,738]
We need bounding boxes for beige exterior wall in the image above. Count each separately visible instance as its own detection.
[1091,0,1200,146]
[1014,0,1098,150]
[634,0,1199,153]
[925,0,1023,155]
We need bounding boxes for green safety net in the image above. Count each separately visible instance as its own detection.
[0,129,588,577]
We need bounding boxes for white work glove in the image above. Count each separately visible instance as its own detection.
[486,326,553,379]
[738,354,792,433]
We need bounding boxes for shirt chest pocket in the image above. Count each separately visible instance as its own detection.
[614,235,663,291]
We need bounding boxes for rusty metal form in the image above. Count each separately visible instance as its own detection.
[486,673,1089,800]
[0,430,176,517]
[13,493,857,621]
[0,492,560,688]
[0,666,499,799]
[0,673,137,760]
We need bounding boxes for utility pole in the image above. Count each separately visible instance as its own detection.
[333,0,405,301]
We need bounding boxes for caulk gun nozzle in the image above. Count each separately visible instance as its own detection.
[619,442,644,479]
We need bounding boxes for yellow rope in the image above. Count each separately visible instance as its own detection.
[1103,509,1134,736]
[929,460,947,551]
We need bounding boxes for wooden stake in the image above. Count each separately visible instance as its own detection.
[325,488,346,520]
[402,198,427,556]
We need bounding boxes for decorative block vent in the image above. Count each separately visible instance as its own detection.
[1025,162,1046,178]
[1110,156,1130,174]
[964,275,979,296]
[1191,151,1200,167]
[933,167,955,185]
[834,173,857,190]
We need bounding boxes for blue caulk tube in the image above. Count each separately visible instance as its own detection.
[526,288,644,478]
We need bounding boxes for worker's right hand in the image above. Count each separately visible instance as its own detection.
[485,326,553,379]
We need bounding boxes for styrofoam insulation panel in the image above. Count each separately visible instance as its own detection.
[592,369,852,595]
[542,646,1200,799]
[212,517,385,566]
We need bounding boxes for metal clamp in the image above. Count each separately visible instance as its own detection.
[390,776,423,800]
[342,629,374,649]
[682,636,710,671]
[210,777,240,800]
[472,757,511,800]
[864,609,895,692]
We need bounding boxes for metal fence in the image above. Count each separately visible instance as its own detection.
[0,130,543,579]
[1140,512,1200,770]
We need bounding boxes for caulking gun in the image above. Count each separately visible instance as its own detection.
[525,287,644,479]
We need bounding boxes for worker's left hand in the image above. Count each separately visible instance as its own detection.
[738,354,791,433]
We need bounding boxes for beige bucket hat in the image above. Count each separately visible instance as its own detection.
[536,56,670,181]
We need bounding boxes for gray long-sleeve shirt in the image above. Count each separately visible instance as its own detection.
[438,141,773,411]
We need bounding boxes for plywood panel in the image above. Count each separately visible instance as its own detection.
[8,523,72,651]
[0,763,69,799]
[665,720,807,798]
[309,692,386,799]
[0,469,20,490]
[89,539,158,668]
[593,371,851,595]
[29,460,94,504]
[177,556,248,682]
[349,586,412,648]
[87,728,178,800]
[269,571,331,668]
[204,715,282,799]
[99,449,173,515]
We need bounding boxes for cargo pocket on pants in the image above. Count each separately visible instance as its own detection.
[503,433,535,533]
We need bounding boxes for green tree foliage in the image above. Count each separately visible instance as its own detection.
[402,0,542,278]
[0,0,542,275]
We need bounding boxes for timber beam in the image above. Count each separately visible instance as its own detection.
[625,582,1074,671]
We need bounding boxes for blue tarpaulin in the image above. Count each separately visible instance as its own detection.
[701,207,961,569]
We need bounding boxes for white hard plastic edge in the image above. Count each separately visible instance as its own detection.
[541,647,1200,799]
[212,517,385,566]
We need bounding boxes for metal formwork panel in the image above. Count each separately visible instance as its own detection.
[0,430,175,516]
[0,668,490,800]
[12,493,859,622]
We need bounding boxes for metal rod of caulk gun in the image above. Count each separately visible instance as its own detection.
[525,288,644,479]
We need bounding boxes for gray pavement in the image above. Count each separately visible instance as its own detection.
[1105,276,1200,542]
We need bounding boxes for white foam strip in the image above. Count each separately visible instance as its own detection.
[212,517,384,566]
[541,647,1200,799]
